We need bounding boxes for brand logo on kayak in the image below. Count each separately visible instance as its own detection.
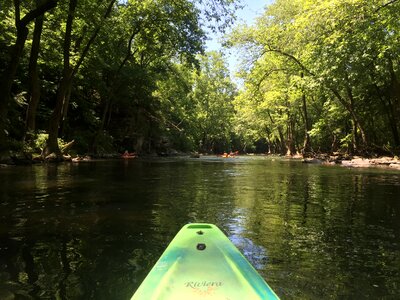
[185,281,223,296]
[185,281,223,288]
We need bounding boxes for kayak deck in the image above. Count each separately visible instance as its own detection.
[131,223,279,299]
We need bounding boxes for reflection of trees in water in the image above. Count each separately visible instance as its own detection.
[0,159,399,299]
[150,160,239,229]
[0,162,153,299]
[225,161,400,299]
[1,222,158,299]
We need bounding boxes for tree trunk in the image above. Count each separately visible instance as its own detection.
[25,12,45,142]
[90,25,138,154]
[0,0,57,150]
[331,134,338,153]
[277,128,286,155]
[45,0,116,156]
[0,26,29,149]
[286,116,296,156]
[300,73,312,155]
[345,85,368,152]
[386,97,400,147]
[388,59,400,147]
[45,69,73,157]
[90,94,111,154]
[373,83,400,148]
[43,0,76,157]
[266,109,286,155]
[330,87,367,153]
[59,80,73,137]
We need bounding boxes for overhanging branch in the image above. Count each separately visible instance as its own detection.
[262,46,316,77]
[20,0,58,28]
[375,0,399,12]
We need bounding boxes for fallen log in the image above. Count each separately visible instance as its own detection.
[61,140,75,153]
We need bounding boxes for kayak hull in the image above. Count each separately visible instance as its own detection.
[131,223,279,300]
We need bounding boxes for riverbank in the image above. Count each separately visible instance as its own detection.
[302,154,400,170]
[1,150,400,171]
[0,149,191,166]
[0,151,121,166]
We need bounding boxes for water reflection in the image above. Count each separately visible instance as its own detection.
[0,158,399,299]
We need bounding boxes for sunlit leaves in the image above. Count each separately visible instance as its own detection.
[229,0,400,153]
[190,51,237,151]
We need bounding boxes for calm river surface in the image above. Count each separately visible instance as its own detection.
[1,156,400,299]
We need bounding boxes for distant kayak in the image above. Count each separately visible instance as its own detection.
[122,151,137,159]
[131,223,279,300]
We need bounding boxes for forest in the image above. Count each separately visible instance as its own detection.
[0,0,399,163]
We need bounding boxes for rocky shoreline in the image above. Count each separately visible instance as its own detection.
[302,154,400,170]
[1,150,400,171]
[0,151,121,166]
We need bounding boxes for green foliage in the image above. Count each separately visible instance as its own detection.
[0,0,241,155]
[153,52,237,153]
[4,0,399,157]
[229,0,400,155]
[190,52,237,152]
[21,132,68,154]
[309,100,349,152]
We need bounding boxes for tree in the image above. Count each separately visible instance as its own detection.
[43,0,116,157]
[0,0,242,158]
[230,0,400,155]
[190,52,237,153]
[0,0,57,150]
[25,1,45,142]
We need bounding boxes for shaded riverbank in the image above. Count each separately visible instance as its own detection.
[2,150,400,172]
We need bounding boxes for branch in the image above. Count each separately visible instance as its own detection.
[262,46,316,77]
[375,0,399,12]
[20,0,58,28]
[63,0,77,71]
[13,0,20,26]
[144,110,183,132]
[72,0,117,76]
[256,68,288,91]
[261,45,353,114]
[117,26,142,73]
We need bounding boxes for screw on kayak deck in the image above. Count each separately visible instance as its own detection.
[196,243,206,251]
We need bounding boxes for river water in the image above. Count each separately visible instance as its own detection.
[1,157,399,299]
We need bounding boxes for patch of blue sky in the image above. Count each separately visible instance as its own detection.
[205,0,273,82]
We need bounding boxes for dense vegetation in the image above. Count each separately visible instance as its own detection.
[1,0,399,161]
[0,0,239,160]
[231,0,400,156]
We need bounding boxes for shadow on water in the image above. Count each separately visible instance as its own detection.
[0,157,400,299]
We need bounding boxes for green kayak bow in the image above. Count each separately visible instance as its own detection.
[131,223,280,300]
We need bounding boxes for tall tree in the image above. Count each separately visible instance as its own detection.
[190,52,237,152]
[0,0,57,150]
[25,0,46,142]
[43,0,117,157]
[230,0,400,155]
